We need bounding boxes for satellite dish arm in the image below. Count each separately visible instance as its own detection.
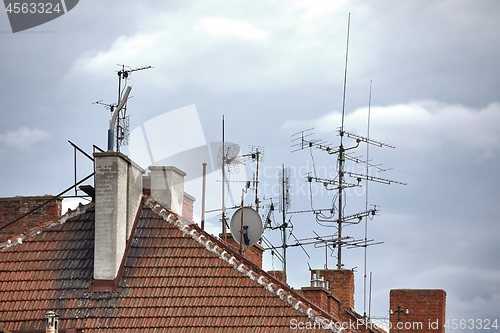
[107,86,132,151]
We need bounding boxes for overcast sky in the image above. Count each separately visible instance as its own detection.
[1,0,499,330]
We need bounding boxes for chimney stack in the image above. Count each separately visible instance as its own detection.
[267,270,286,283]
[148,166,186,216]
[220,232,264,268]
[319,269,355,312]
[0,196,62,242]
[300,270,341,319]
[93,152,144,283]
[390,289,446,333]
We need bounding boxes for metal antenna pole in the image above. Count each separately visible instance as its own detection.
[337,146,344,270]
[116,65,124,152]
[337,13,351,270]
[240,188,245,254]
[364,79,372,317]
[108,86,132,151]
[340,13,351,134]
[222,116,227,240]
[255,151,260,212]
[282,164,288,282]
[369,271,373,319]
[201,163,207,230]
[117,64,123,105]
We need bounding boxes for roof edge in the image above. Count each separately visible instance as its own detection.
[144,196,341,332]
[0,195,63,202]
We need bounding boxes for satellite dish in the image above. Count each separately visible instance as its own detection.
[230,207,263,247]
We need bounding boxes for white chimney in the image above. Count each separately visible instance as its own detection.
[94,152,144,281]
[149,166,186,215]
[46,311,58,333]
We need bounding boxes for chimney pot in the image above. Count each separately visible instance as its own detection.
[45,311,58,333]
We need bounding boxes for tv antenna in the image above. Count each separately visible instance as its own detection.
[217,119,266,239]
[217,143,244,174]
[114,64,152,151]
[217,145,265,212]
[94,64,152,152]
[289,14,406,270]
[290,125,405,269]
[242,145,265,212]
[261,165,292,282]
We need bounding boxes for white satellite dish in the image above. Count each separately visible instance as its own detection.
[230,207,263,247]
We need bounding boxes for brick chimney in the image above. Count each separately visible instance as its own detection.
[148,166,186,216]
[390,289,446,333]
[142,166,196,221]
[0,196,62,241]
[220,233,264,268]
[318,269,355,312]
[93,152,144,283]
[267,270,286,283]
[300,270,341,318]
[182,192,196,221]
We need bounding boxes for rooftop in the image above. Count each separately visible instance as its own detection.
[0,197,342,332]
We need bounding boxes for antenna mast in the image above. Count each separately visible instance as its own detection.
[337,12,351,269]
[114,64,152,152]
[280,164,291,282]
[288,15,406,272]
[95,64,152,152]
[363,79,372,317]
[222,116,227,239]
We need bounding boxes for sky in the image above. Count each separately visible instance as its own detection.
[1,0,500,330]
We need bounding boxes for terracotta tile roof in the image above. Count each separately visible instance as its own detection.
[0,197,342,332]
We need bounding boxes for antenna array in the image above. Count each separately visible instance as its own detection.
[281,14,406,273]
[94,64,152,152]
[289,125,406,269]
[214,118,267,240]
[201,17,406,300]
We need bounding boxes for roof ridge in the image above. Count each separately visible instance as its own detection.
[0,201,94,250]
[143,196,340,332]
